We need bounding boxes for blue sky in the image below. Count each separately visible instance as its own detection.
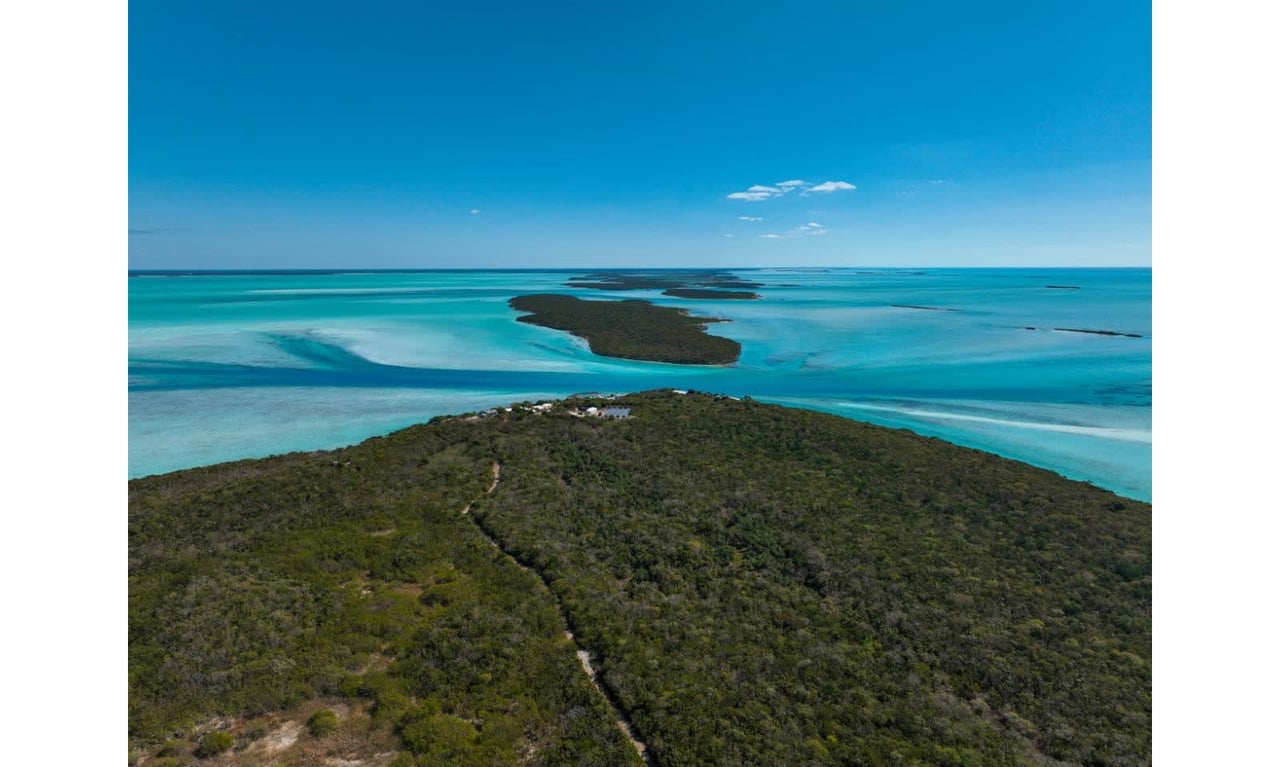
[128,1,1151,269]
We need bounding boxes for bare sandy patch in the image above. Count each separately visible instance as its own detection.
[255,719,303,755]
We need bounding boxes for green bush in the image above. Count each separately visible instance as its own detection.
[193,731,234,758]
[398,709,478,758]
[307,708,339,737]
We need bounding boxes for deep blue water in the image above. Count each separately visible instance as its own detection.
[129,268,1151,500]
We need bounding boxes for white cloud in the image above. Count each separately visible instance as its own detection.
[727,183,785,201]
[737,216,763,222]
[789,222,828,237]
[808,181,856,193]
[729,178,856,200]
[929,179,944,185]
[469,208,481,215]
[723,233,735,238]
[761,221,829,239]
[727,190,779,201]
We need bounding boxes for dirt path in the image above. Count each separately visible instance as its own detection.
[459,460,652,765]
[486,461,501,494]
[460,462,501,515]
[565,629,650,761]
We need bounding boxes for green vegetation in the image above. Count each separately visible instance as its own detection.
[661,288,759,300]
[565,271,763,291]
[510,294,741,364]
[131,391,1150,766]
[307,708,338,737]
[130,430,641,765]
[194,731,234,758]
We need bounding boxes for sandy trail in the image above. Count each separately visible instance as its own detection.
[459,460,651,764]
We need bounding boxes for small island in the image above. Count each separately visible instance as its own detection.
[1021,326,1144,338]
[510,294,741,364]
[662,288,760,300]
[892,304,960,312]
[1055,327,1144,338]
[566,270,764,292]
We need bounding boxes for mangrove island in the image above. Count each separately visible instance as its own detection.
[509,293,742,365]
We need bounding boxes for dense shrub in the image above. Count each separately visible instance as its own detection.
[131,427,640,765]
[193,731,233,758]
[307,709,339,737]
[398,710,478,757]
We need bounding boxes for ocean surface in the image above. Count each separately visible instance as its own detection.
[129,268,1152,500]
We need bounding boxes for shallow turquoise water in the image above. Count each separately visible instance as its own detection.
[129,268,1151,500]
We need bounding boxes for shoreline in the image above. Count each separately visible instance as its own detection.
[130,390,1151,503]
[131,268,1149,498]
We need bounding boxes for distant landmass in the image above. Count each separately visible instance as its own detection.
[510,294,742,365]
[130,391,1150,767]
[892,304,960,312]
[1054,327,1144,338]
[661,288,760,300]
[1020,327,1145,339]
[566,271,765,292]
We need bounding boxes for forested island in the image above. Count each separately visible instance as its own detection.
[565,271,764,292]
[510,294,742,364]
[660,288,760,300]
[130,391,1150,767]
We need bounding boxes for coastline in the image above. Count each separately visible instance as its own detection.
[130,267,1150,498]
[131,390,1152,503]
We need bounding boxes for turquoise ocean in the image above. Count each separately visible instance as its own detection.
[129,268,1152,500]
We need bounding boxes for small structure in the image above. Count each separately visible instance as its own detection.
[599,407,631,419]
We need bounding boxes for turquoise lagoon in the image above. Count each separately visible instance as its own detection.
[129,268,1152,500]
